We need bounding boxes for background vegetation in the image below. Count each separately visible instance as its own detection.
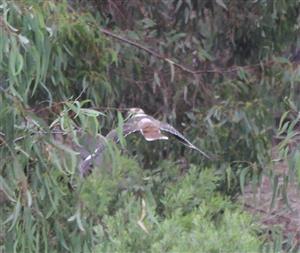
[1,0,300,252]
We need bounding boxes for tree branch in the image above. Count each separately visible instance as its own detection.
[99,28,274,75]
[99,28,202,75]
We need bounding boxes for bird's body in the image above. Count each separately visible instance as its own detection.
[79,108,210,177]
[137,118,169,141]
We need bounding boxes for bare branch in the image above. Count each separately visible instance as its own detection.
[100,28,200,74]
[99,28,274,75]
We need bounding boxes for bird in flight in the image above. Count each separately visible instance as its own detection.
[79,108,210,177]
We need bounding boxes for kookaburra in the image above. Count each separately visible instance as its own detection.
[79,108,210,177]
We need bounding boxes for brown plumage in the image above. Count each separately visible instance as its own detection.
[79,108,210,177]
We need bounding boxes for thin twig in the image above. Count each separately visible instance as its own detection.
[75,87,87,101]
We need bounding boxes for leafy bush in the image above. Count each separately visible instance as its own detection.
[86,163,260,253]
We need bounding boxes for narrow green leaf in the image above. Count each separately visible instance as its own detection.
[270,175,279,210]
[226,165,231,190]
[240,167,249,195]
[0,176,16,202]
[8,199,21,231]
[117,111,125,148]
[169,60,175,83]
[51,140,80,156]
[154,72,161,87]
[80,108,105,117]
[76,209,85,232]
[216,0,228,10]
[26,190,32,207]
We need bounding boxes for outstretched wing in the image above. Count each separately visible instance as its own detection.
[159,122,211,159]
[79,136,107,177]
[106,121,141,143]
[79,122,141,177]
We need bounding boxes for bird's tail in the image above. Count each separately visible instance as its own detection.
[192,145,212,159]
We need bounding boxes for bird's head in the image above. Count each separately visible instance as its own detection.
[126,107,146,119]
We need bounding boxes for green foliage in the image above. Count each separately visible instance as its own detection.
[149,209,259,253]
[80,149,145,216]
[1,0,300,252]
[0,0,114,105]
[162,167,222,216]
[87,165,260,253]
